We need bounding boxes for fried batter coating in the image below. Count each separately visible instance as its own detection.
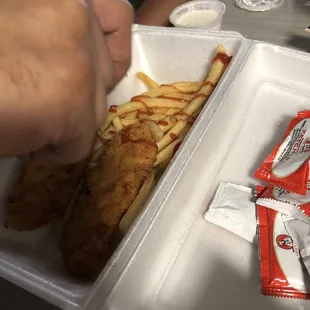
[5,161,86,231]
[60,123,157,280]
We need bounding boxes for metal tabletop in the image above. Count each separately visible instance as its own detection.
[1,1,309,309]
[222,0,310,51]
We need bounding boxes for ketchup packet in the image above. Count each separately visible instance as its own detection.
[257,186,310,223]
[204,182,257,243]
[256,186,310,299]
[263,184,310,205]
[255,111,310,195]
[284,214,310,277]
[254,185,265,198]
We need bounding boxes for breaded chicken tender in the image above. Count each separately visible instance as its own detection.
[5,162,86,231]
[60,123,157,280]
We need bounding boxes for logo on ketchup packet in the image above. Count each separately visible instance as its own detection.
[256,187,310,300]
[302,137,310,153]
[276,234,293,250]
[257,205,310,299]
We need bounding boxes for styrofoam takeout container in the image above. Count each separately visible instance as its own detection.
[95,36,310,310]
[0,25,246,309]
[0,25,309,310]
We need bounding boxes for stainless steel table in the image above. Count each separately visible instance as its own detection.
[1,1,309,309]
[222,0,310,50]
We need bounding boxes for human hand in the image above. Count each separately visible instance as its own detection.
[91,0,133,90]
[0,0,133,165]
[135,0,190,27]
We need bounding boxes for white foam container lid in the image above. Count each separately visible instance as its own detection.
[92,29,310,310]
[1,25,309,310]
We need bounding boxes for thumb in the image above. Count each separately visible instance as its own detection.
[30,133,96,165]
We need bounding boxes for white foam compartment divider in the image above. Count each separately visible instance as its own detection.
[99,42,310,310]
[0,26,246,309]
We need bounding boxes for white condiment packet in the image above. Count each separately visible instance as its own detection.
[204,182,256,243]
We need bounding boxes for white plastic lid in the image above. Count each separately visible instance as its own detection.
[169,0,226,29]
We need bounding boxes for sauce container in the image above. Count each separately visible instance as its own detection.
[169,0,226,31]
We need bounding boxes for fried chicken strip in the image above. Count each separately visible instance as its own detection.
[5,161,86,231]
[60,123,158,280]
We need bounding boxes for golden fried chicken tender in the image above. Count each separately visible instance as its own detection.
[60,123,158,280]
[5,162,86,231]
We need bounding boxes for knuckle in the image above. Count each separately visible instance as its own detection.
[124,0,135,20]
[44,52,95,144]
[60,53,94,103]
[57,2,89,46]
[119,0,134,26]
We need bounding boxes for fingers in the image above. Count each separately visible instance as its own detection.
[91,0,134,85]
[90,8,116,93]
[31,133,96,165]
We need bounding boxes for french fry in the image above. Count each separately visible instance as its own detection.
[159,93,194,101]
[90,147,103,167]
[113,116,177,137]
[112,117,123,132]
[151,107,169,115]
[101,124,116,140]
[171,81,202,93]
[133,92,193,102]
[116,116,176,136]
[136,72,159,89]
[158,158,171,170]
[141,120,164,142]
[92,136,104,153]
[165,108,182,116]
[154,125,191,166]
[149,114,166,121]
[154,138,181,167]
[157,119,187,152]
[177,45,229,119]
[120,115,173,129]
[123,111,137,120]
[137,110,149,120]
[119,169,156,234]
[193,106,202,117]
[89,134,106,166]
[142,85,183,98]
[142,82,202,98]
[120,119,137,127]
[157,116,177,133]
[100,98,189,133]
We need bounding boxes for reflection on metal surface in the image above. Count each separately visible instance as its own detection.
[234,0,284,12]
[222,0,310,50]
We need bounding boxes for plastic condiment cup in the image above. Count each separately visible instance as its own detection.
[169,0,226,31]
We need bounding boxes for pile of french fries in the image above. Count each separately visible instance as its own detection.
[97,45,230,168]
[93,44,231,233]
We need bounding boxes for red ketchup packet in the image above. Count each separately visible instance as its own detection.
[256,186,310,299]
[254,185,266,198]
[255,111,310,195]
